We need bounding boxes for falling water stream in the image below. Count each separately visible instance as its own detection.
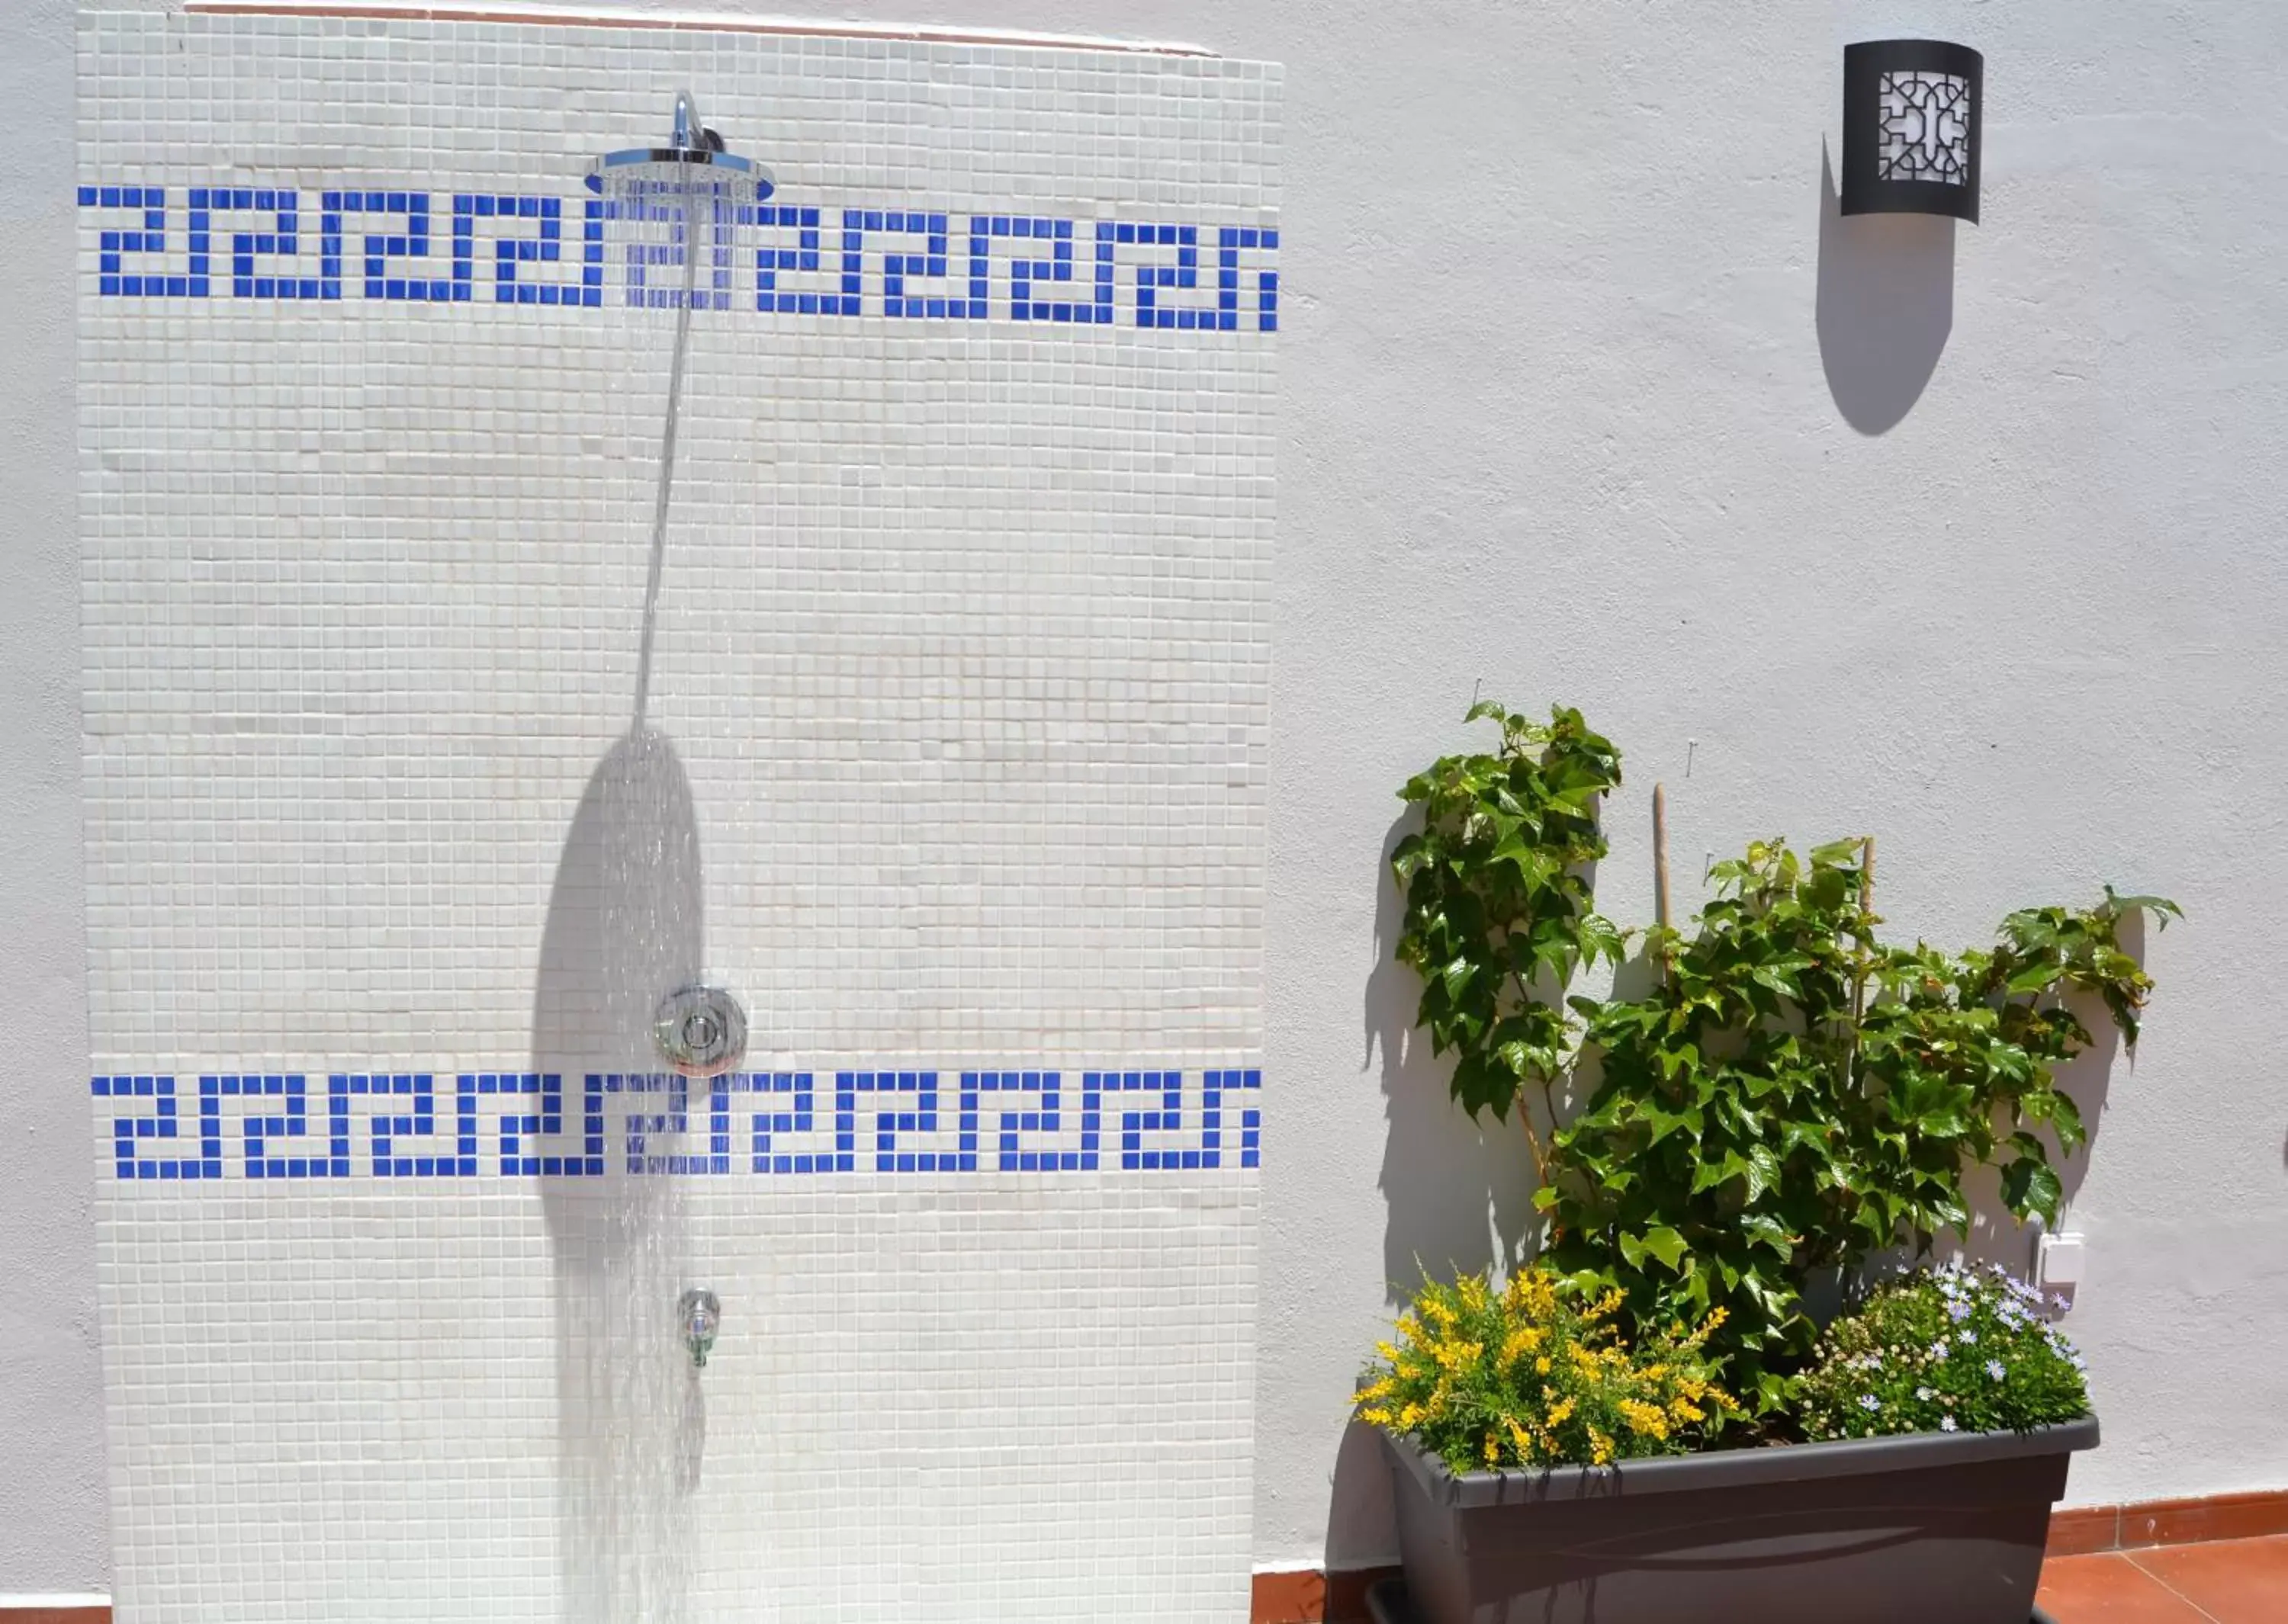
[533,124,751,1623]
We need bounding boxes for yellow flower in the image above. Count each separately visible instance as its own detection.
[1545,1397,1576,1427]
[1507,1269,1559,1319]
[1679,1306,1729,1350]
[1457,1274,1490,1313]
[1397,1404,1425,1430]
[1589,1427,1615,1466]
[1618,1398,1671,1440]
[1375,1340,1404,1364]
[1483,1434,1499,1468]
[1358,1407,1393,1427]
[1506,1417,1535,1461]
[1432,1339,1483,1373]
[1534,1355,1553,1374]
[1500,1326,1545,1362]
[1669,1398,1705,1423]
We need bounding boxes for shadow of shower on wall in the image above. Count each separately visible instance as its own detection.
[532,724,708,1624]
[1817,143,1957,435]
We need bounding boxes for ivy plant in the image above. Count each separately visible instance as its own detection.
[1390,703,2178,1417]
[1390,703,1625,1175]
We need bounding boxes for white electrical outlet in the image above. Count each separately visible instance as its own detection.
[2037,1232,2087,1289]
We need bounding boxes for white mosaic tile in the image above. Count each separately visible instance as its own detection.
[79,10,1277,1619]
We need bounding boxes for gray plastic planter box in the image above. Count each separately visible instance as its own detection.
[1383,1415,2098,1624]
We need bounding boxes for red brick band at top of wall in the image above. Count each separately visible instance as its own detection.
[181,4,1220,56]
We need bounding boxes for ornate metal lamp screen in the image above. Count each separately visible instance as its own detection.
[1841,39,1984,222]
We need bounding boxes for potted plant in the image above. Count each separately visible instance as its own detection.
[1361,702,2175,1624]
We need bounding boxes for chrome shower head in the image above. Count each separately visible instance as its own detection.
[588,88,773,202]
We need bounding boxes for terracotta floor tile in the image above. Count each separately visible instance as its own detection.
[2129,1535,2288,1624]
[2037,1552,2216,1623]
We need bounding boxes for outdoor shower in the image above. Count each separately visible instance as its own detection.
[587,91,769,1090]
[588,88,774,728]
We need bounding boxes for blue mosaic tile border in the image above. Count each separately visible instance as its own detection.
[76,185,1279,329]
[92,1068,1263,1182]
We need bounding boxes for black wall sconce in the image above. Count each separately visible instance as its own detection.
[1840,39,1983,222]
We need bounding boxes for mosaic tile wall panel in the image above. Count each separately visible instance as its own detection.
[78,11,1277,1621]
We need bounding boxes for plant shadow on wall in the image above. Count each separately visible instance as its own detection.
[532,724,710,1624]
[1817,143,1957,435]
[1364,817,1547,1301]
[1333,827,1538,1565]
[1947,909,2141,1286]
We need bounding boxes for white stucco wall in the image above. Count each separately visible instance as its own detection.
[0,0,109,1597]
[5,0,2285,1595]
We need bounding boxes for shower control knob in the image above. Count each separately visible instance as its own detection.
[653,984,747,1078]
[678,1287,721,1368]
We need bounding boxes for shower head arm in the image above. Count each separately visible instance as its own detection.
[670,88,703,152]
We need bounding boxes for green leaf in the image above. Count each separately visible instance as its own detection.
[2103,887,2183,927]
[1915,1104,1971,1138]
[1750,963,1804,1000]
[2000,1157,2064,1225]
[2007,961,2064,996]
[1692,1151,1751,1195]
[2048,1090,2087,1153]
[1638,1101,1703,1149]
[1745,1144,1782,1203]
[1638,1226,1689,1272]
[1740,1214,1795,1258]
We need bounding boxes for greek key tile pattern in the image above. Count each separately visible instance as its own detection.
[78,185,1281,328]
[92,1067,1264,1180]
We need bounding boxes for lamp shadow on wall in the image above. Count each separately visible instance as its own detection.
[1817,144,1957,435]
[531,724,708,1624]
